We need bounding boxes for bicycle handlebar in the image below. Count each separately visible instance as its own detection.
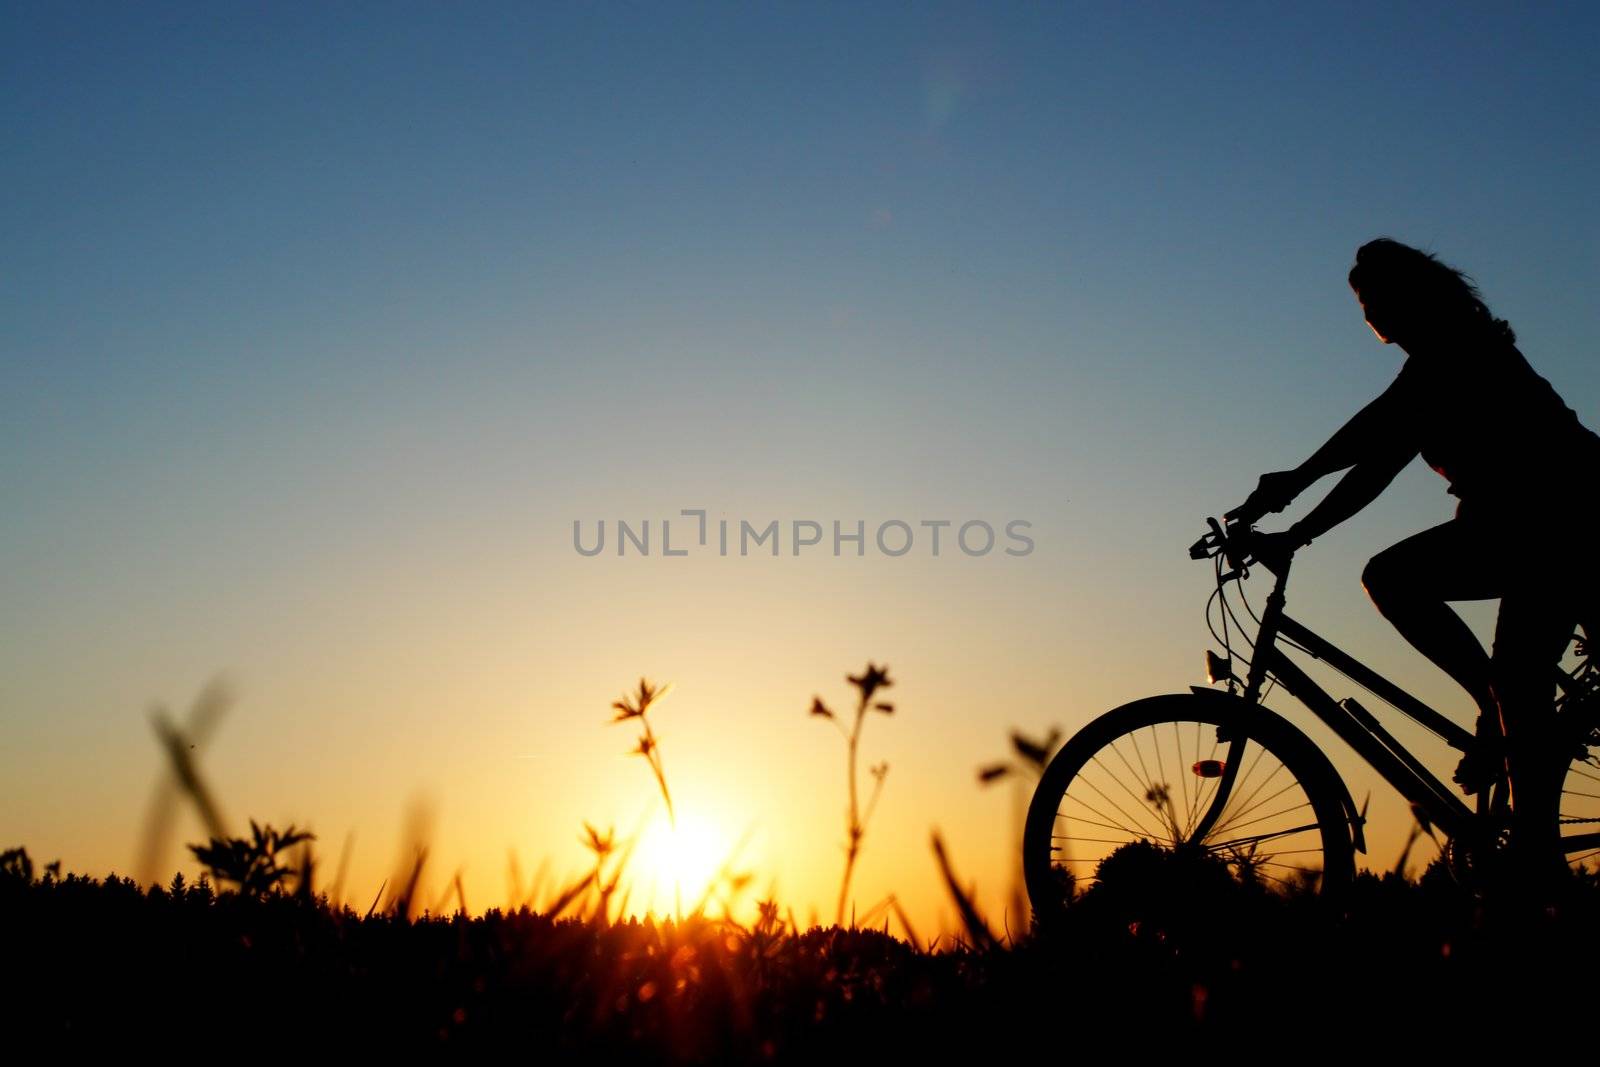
[1190,515,1277,577]
[1194,517,1305,580]
[1191,517,1241,563]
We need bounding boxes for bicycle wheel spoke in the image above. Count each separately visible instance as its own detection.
[1087,750,1174,840]
[1065,769,1169,843]
[1172,720,1194,841]
[1108,734,1157,804]
[1209,802,1316,842]
[1566,764,1600,786]
[1224,845,1327,858]
[1213,742,1273,828]
[1211,754,1291,838]
[1052,835,1156,848]
[1051,813,1161,837]
[1182,720,1212,832]
[1101,737,1160,826]
[1202,822,1322,853]
[1122,729,1156,798]
[1122,728,1183,841]
[1216,780,1305,831]
[1232,745,1288,809]
[1211,779,1302,840]
[1147,724,1171,835]
[1189,735,1227,839]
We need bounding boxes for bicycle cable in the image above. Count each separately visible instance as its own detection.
[1211,538,1314,701]
[1220,579,1256,653]
[1231,570,1318,659]
[1204,533,1258,655]
[1205,535,1306,683]
[1207,552,1255,671]
[1214,554,1231,652]
[1204,583,1228,651]
[1229,586,1285,699]
[1217,527,1317,658]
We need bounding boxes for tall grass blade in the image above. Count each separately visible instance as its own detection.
[931,830,997,951]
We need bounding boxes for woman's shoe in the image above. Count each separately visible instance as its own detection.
[1453,724,1508,796]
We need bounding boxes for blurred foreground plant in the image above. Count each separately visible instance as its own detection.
[978,725,1063,934]
[138,678,231,886]
[931,830,997,951]
[613,678,676,827]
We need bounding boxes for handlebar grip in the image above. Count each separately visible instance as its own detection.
[1205,513,1256,571]
[1223,499,1266,528]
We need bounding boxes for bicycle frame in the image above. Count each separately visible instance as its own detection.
[1209,550,1600,857]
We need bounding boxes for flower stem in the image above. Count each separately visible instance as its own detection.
[836,692,867,927]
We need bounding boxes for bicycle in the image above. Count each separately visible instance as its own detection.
[1022,511,1600,925]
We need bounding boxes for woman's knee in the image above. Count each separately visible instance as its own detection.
[1363,518,1501,608]
[1361,550,1404,609]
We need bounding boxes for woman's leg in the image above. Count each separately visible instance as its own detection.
[1363,511,1588,893]
[1361,518,1505,721]
[1493,588,1581,888]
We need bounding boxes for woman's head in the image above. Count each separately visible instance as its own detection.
[1347,238,1515,347]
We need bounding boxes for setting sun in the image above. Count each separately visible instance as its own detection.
[632,810,743,916]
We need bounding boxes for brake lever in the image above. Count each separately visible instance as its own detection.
[1220,519,1255,573]
[1188,516,1232,561]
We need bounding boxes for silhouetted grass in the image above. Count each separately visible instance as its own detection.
[7,844,1600,1056]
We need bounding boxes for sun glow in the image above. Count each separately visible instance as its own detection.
[631,810,739,915]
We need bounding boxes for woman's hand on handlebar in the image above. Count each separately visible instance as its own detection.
[1225,469,1308,526]
[1245,528,1303,576]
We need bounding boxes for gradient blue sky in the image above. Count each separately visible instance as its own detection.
[4,2,1598,928]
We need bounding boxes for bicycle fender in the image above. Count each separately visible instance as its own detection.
[1186,686,1368,855]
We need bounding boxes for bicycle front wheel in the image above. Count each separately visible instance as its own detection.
[1024,694,1356,925]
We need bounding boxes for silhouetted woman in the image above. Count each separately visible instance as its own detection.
[1230,237,1600,886]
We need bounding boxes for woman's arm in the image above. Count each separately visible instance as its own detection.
[1231,363,1418,521]
[1285,441,1418,547]
[1291,373,1414,484]
[1247,439,1418,573]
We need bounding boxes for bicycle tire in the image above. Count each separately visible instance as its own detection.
[1023,693,1357,927]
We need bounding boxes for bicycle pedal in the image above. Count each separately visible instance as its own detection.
[1452,747,1507,796]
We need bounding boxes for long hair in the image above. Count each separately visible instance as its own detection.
[1347,238,1516,345]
